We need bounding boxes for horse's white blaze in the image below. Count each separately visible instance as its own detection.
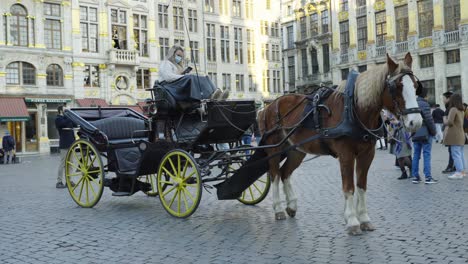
[401,75,423,131]
[356,187,370,223]
[344,192,360,227]
[283,178,297,210]
[272,176,283,213]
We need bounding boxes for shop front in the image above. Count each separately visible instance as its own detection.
[0,97,29,153]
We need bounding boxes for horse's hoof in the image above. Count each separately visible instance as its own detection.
[360,222,376,231]
[275,212,286,220]
[286,207,296,218]
[347,225,362,236]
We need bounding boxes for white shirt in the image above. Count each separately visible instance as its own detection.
[158,60,184,82]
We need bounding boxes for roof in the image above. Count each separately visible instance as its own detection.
[0,97,29,122]
[76,98,109,107]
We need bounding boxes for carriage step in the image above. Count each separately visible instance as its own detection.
[112,192,132,197]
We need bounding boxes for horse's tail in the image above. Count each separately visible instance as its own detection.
[256,107,266,136]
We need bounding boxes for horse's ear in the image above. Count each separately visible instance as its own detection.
[404,52,413,68]
[386,53,398,73]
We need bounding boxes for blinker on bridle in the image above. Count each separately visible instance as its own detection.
[386,69,421,116]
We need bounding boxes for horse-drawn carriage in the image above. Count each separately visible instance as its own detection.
[63,83,270,218]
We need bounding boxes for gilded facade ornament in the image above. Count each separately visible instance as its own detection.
[358,51,367,60]
[393,0,407,7]
[418,38,433,49]
[338,11,348,22]
[374,1,385,11]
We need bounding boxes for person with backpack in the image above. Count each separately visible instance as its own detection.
[2,131,16,164]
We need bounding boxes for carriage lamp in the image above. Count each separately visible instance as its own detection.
[148,104,157,115]
[138,141,148,152]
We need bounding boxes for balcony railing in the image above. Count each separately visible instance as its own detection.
[395,41,408,53]
[109,49,139,65]
[376,46,386,57]
[340,53,349,64]
[445,30,460,44]
[356,6,366,17]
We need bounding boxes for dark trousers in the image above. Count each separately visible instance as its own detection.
[447,146,454,169]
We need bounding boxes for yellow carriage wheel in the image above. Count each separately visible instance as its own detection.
[157,149,202,218]
[65,139,104,208]
[230,145,271,205]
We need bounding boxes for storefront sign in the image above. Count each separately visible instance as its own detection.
[0,116,29,122]
[25,98,72,103]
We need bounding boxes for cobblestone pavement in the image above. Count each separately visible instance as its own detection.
[1,143,467,264]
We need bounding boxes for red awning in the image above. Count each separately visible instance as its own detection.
[76,98,109,107]
[0,97,29,122]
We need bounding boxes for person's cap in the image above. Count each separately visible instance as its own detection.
[443,91,454,97]
[5,131,10,135]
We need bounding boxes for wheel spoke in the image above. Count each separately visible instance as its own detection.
[87,154,97,170]
[177,155,181,179]
[66,172,82,177]
[241,190,246,200]
[181,159,189,179]
[248,186,255,200]
[78,177,85,202]
[85,177,90,205]
[87,176,98,197]
[181,189,189,212]
[252,182,263,193]
[78,143,85,167]
[182,171,196,182]
[87,170,101,174]
[183,188,195,203]
[162,167,177,180]
[159,180,174,185]
[258,179,267,184]
[67,161,81,171]
[168,189,179,208]
[162,184,177,198]
[71,176,85,192]
[177,188,181,214]
[168,157,178,178]
[71,148,82,168]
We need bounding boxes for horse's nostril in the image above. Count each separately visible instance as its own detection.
[410,121,414,127]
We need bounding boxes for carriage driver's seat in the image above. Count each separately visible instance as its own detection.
[90,117,147,145]
[152,81,200,116]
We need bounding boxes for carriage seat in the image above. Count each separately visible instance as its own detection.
[153,81,199,114]
[91,117,147,145]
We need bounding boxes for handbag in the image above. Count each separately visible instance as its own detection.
[412,125,429,142]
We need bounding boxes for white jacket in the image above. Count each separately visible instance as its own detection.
[158,60,184,82]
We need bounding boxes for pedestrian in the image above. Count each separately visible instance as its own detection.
[378,110,388,150]
[391,119,413,180]
[411,87,437,184]
[443,94,466,180]
[55,105,76,188]
[2,131,16,164]
[432,104,444,143]
[442,91,456,174]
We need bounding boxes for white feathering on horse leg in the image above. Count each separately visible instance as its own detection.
[356,187,370,223]
[344,192,360,229]
[272,176,284,218]
[283,178,297,213]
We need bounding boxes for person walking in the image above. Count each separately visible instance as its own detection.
[443,94,466,180]
[391,119,413,180]
[55,105,76,188]
[2,131,16,164]
[442,91,456,174]
[432,104,444,143]
[411,87,437,184]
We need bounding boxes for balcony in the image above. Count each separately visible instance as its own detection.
[376,46,386,57]
[108,49,139,65]
[445,30,460,44]
[340,53,349,64]
[395,41,408,53]
[356,6,366,17]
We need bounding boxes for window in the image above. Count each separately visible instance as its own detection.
[272,44,280,61]
[44,3,62,49]
[447,76,461,95]
[220,26,230,63]
[247,29,255,64]
[310,13,318,36]
[358,65,367,73]
[235,74,244,92]
[446,49,460,64]
[189,41,199,64]
[420,80,435,105]
[80,6,98,52]
[206,23,216,62]
[136,69,150,89]
[248,74,256,92]
[418,0,433,38]
[323,44,330,73]
[158,4,168,29]
[245,0,253,19]
[301,49,308,77]
[234,27,243,64]
[233,0,241,17]
[339,0,348,12]
[208,72,218,86]
[321,9,329,33]
[6,62,36,85]
[357,16,367,51]
[159,37,169,60]
[261,21,269,35]
[288,56,295,88]
[222,73,231,90]
[375,11,387,47]
[133,14,148,57]
[219,0,228,15]
[420,54,434,68]
[8,4,32,47]
[83,65,99,87]
[311,48,318,74]
[111,9,127,49]
[444,0,460,32]
[300,16,307,39]
[340,21,349,54]
[395,5,408,43]
[341,68,349,80]
[173,7,183,31]
[46,64,63,86]
[263,70,270,92]
[287,26,294,49]
[266,0,271,9]
[271,22,279,37]
[174,38,184,47]
[188,9,198,32]
[205,0,215,13]
[357,0,366,7]
[273,71,281,93]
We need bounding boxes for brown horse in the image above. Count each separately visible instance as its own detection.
[258,53,423,235]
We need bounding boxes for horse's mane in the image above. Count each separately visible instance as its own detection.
[335,62,409,110]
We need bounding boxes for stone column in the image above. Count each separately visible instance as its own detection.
[347,2,357,64]
[34,0,45,48]
[71,0,82,53]
[72,63,85,99]
[385,0,395,54]
[366,0,377,59]
[62,1,72,51]
[433,48,446,104]
[0,14,5,45]
[460,45,468,103]
[407,0,418,51]
[98,1,109,55]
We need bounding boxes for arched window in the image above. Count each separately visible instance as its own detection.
[46,64,63,86]
[6,61,36,85]
[10,4,29,46]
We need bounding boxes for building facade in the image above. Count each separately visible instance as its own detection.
[0,0,282,154]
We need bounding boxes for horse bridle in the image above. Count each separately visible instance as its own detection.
[385,69,421,116]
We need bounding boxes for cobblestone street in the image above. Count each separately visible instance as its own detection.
[1,143,467,264]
